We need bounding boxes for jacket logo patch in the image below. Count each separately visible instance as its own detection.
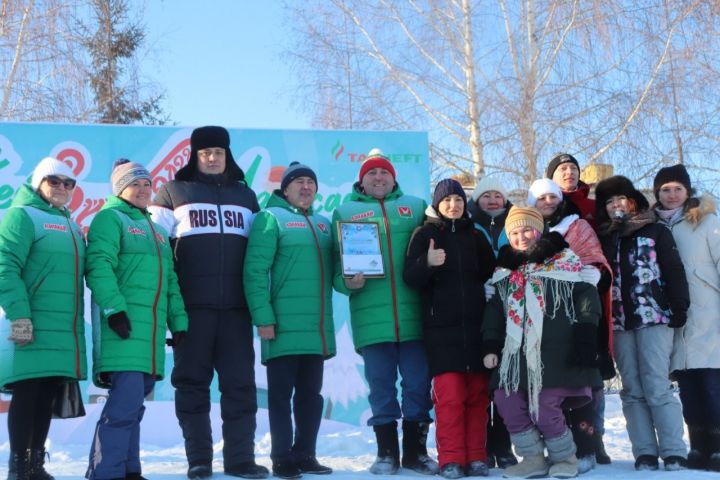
[128,226,146,236]
[154,233,166,244]
[351,211,374,221]
[398,206,413,218]
[43,223,67,232]
[317,223,329,234]
[286,221,307,228]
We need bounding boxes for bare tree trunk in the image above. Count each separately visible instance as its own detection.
[461,0,484,178]
[1,0,34,119]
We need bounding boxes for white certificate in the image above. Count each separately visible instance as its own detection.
[338,221,385,278]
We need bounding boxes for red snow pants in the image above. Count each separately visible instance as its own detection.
[432,371,490,468]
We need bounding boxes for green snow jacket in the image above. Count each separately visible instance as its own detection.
[0,184,86,389]
[332,183,426,350]
[244,192,335,364]
[86,196,188,388]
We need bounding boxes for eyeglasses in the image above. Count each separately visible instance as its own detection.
[44,175,76,189]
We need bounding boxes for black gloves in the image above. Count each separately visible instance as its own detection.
[569,323,598,367]
[668,310,687,329]
[597,353,617,380]
[108,312,131,339]
[166,331,187,348]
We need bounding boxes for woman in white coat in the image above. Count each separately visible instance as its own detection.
[654,164,720,472]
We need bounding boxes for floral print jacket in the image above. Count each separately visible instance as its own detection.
[598,209,689,331]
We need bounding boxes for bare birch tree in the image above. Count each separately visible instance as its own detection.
[286,0,718,190]
[0,0,93,121]
[0,0,166,124]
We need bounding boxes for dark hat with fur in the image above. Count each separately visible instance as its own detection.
[594,175,649,224]
[175,126,245,182]
[653,164,693,199]
[545,153,580,178]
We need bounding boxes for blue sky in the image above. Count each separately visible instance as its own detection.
[141,1,310,129]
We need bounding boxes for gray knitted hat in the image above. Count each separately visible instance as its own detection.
[111,158,152,196]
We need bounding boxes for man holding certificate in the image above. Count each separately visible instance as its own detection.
[332,149,437,476]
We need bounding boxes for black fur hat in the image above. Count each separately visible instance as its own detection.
[653,164,693,199]
[175,126,245,182]
[594,175,649,224]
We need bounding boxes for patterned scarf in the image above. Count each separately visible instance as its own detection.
[492,248,583,420]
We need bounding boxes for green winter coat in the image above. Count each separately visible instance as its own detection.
[332,184,426,350]
[244,192,335,364]
[0,184,87,389]
[86,196,188,388]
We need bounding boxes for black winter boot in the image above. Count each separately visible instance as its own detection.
[28,448,53,480]
[569,414,596,473]
[487,406,517,469]
[370,421,400,475]
[401,420,439,475]
[708,427,720,472]
[687,425,709,470]
[8,450,30,480]
[593,431,612,464]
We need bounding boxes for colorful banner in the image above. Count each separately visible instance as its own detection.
[0,122,430,428]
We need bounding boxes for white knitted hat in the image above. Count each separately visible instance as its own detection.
[471,175,509,202]
[527,178,563,207]
[31,157,75,190]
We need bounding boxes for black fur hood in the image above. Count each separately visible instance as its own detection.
[497,232,569,270]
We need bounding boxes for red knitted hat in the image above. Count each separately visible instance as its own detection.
[359,149,396,182]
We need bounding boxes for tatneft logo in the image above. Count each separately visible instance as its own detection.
[331,141,422,164]
[128,226,146,236]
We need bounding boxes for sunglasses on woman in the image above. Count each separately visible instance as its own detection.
[44,175,77,189]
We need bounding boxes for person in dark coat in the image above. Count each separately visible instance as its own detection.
[481,206,601,479]
[595,175,689,471]
[527,178,615,473]
[466,175,518,469]
[404,179,496,479]
[149,126,266,480]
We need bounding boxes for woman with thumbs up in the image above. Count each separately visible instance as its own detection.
[404,179,496,479]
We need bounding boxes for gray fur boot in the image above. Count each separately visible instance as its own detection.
[545,429,578,479]
[503,428,548,479]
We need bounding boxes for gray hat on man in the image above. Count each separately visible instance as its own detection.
[281,162,317,191]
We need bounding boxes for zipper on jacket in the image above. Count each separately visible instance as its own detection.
[490,217,497,252]
[304,211,328,356]
[64,212,82,379]
[379,200,401,341]
[146,215,163,378]
[453,229,469,371]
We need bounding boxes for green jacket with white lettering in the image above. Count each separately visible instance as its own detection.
[244,192,335,364]
[332,183,426,351]
[86,195,188,388]
[0,184,87,389]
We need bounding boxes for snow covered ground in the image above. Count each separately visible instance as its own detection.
[0,393,716,479]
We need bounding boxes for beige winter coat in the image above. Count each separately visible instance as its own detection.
[665,196,720,372]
